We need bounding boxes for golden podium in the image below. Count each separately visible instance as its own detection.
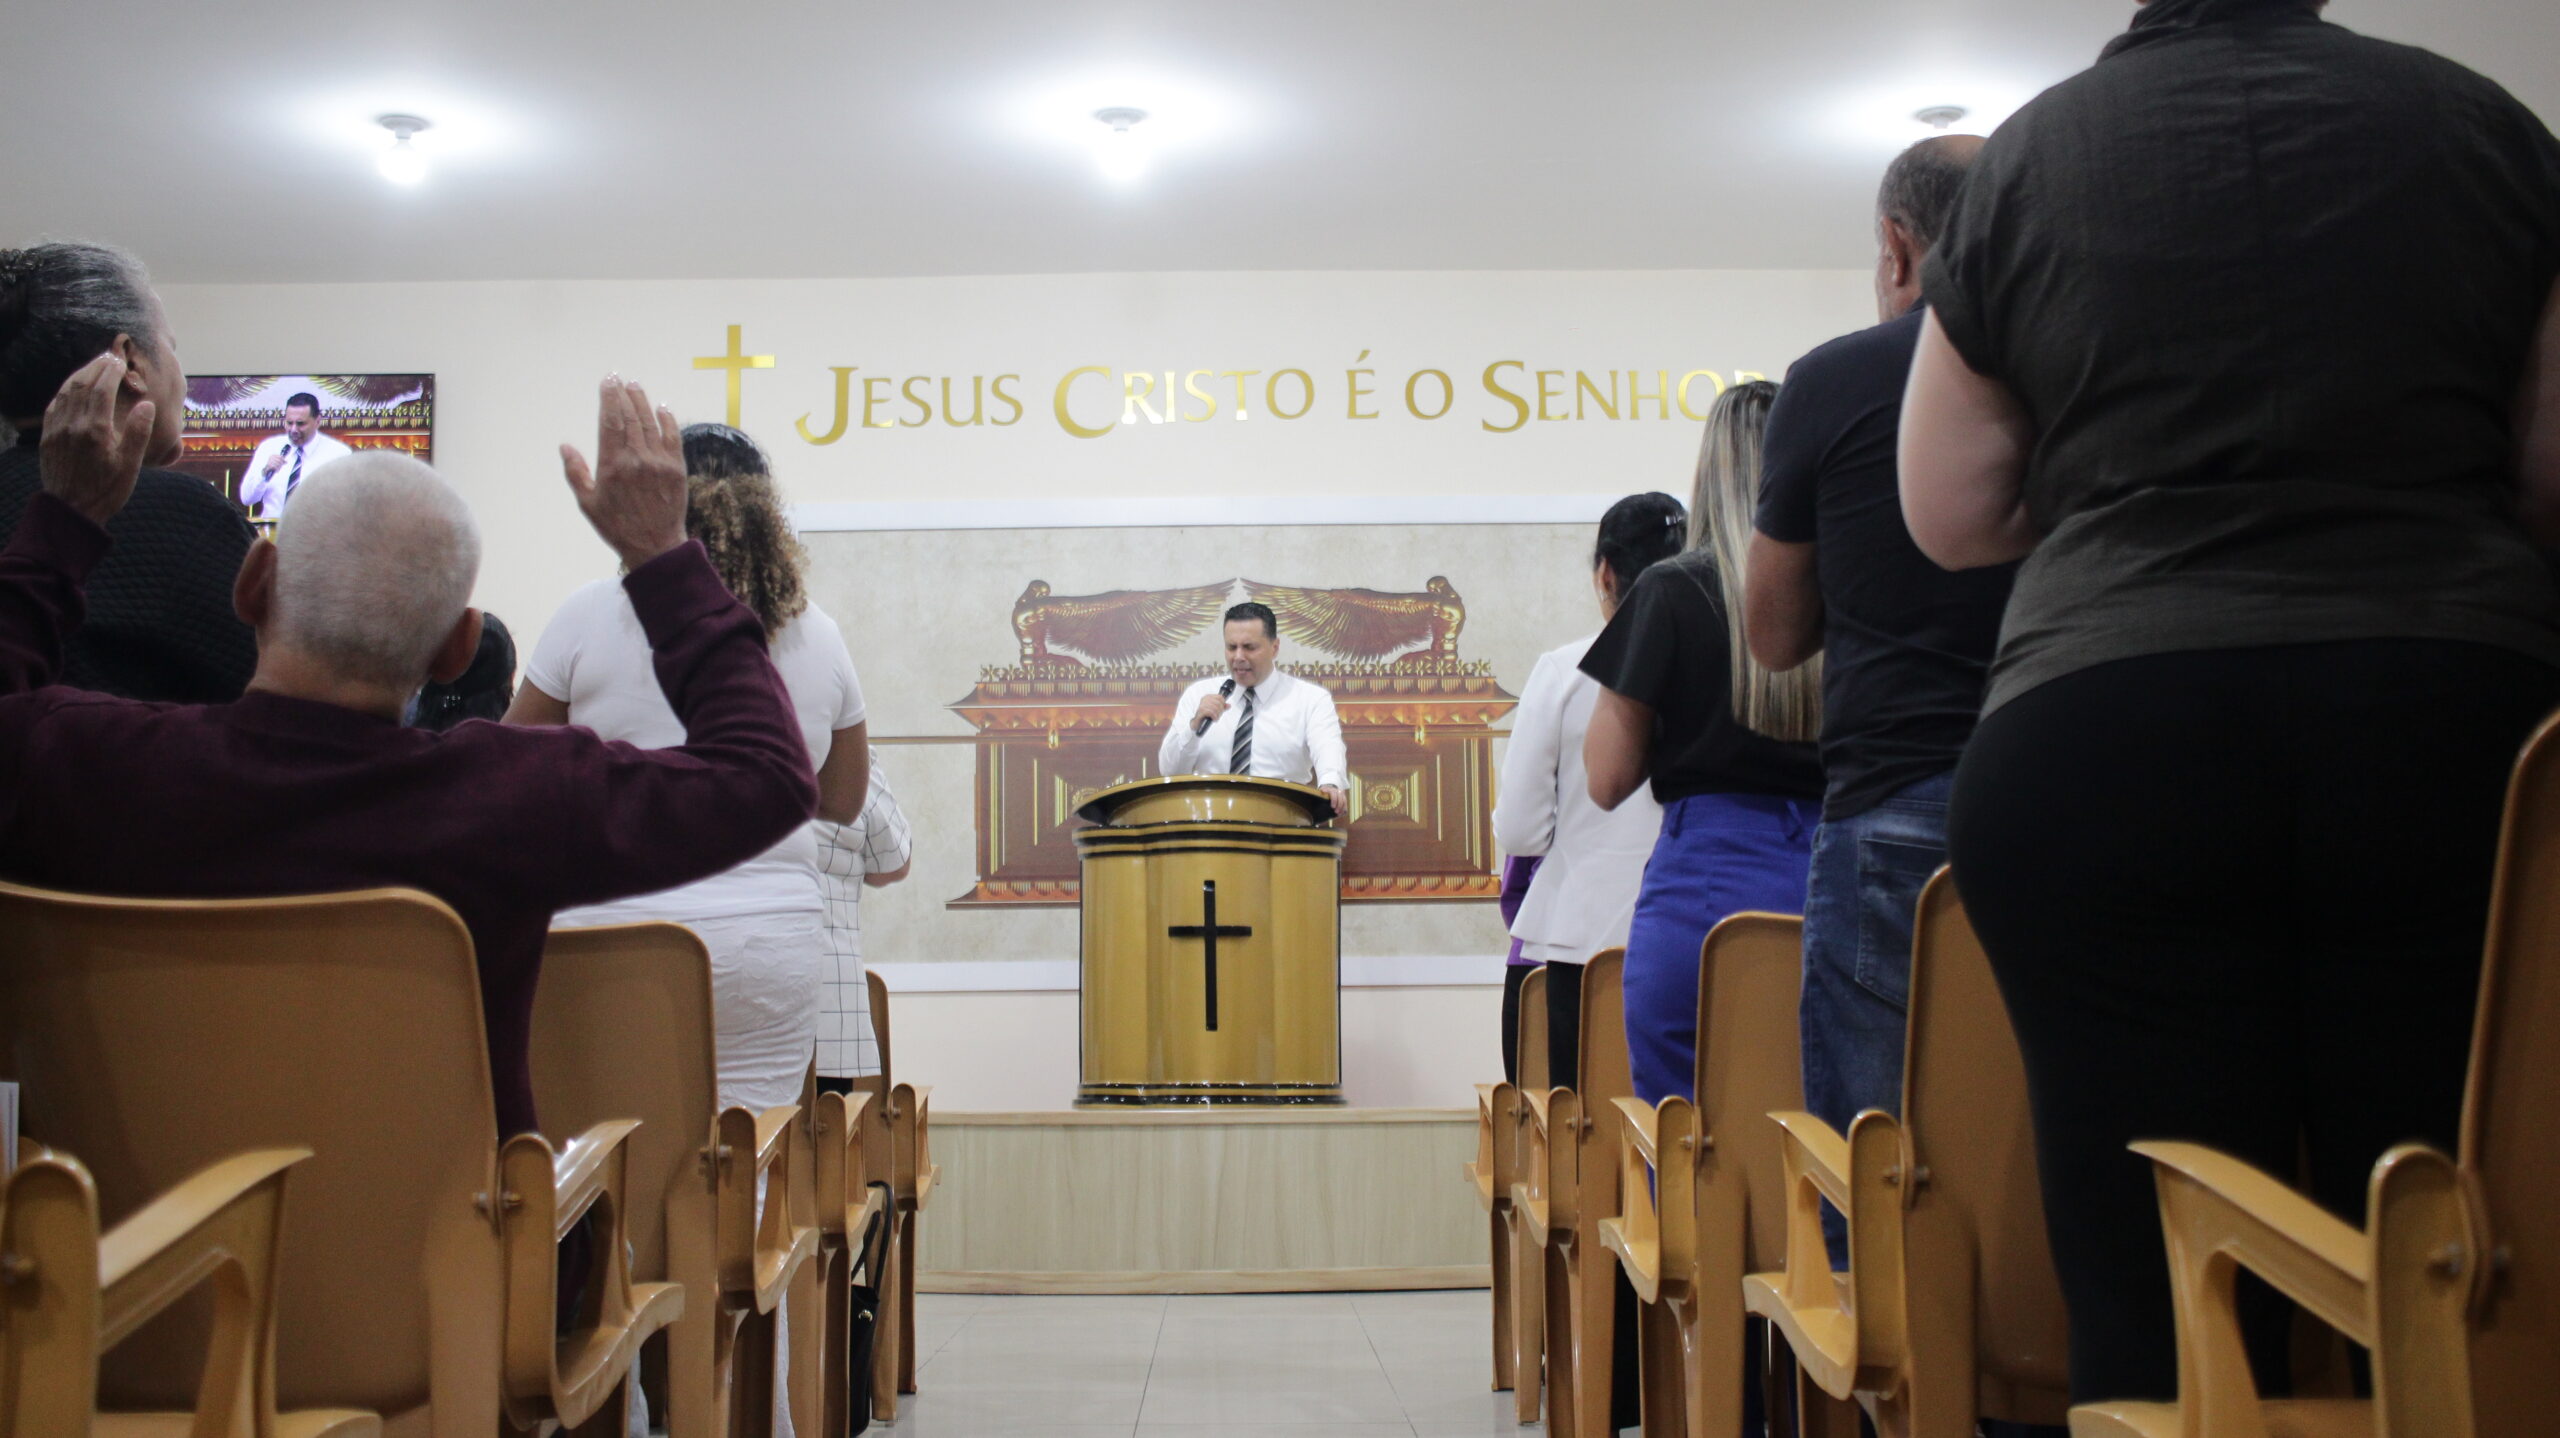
[1073,775,1347,1107]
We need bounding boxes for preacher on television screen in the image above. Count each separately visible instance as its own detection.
[177,374,435,528]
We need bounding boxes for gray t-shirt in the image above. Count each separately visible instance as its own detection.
[1923,0,2560,712]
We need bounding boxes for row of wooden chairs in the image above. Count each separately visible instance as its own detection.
[0,887,935,1438]
[1472,712,2560,1437]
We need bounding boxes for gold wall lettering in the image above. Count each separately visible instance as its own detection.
[700,326,1772,443]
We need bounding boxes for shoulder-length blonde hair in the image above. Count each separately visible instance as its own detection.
[1687,381,1822,743]
[679,423,809,639]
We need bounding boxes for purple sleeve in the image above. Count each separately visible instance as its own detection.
[1500,854,1542,964]
[531,541,821,908]
[0,493,111,696]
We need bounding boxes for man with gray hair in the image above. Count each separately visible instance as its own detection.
[1739,134,2018,1253]
[0,360,817,1137]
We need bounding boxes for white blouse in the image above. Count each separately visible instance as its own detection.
[1492,632,1665,965]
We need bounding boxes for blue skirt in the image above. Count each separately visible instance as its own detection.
[1624,791,1817,1105]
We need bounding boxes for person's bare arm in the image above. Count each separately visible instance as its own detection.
[2518,274,2560,547]
[1583,687,1654,812]
[1900,311,2039,570]
[502,683,571,727]
[863,860,911,888]
[1744,532,1823,672]
[816,723,869,824]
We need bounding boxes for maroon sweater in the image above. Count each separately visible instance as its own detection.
[0,493,818,1135]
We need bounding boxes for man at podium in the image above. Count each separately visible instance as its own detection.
[1158,602,1348,815]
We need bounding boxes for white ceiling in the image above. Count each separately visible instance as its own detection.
[10,1,2555,284]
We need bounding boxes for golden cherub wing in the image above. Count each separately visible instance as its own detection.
[1035,582,1233,662]
[1242,581,1441,660]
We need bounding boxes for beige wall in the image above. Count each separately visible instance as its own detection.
[155,266,1866,1110]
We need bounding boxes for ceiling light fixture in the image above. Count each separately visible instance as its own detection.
[1913,105,1970,131]
[1092,106,1151,183]
[375,113,432,185]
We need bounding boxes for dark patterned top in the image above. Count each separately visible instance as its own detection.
[0,439,256,703]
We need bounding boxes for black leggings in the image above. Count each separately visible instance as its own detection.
[1948,639,2560,1404]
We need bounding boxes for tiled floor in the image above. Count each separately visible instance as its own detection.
[879,1289,1560,1437]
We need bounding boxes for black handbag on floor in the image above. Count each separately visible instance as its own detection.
[842,1180,895,1434]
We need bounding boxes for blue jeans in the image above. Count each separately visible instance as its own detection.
[1800,771,1953,1259]
[1623,792,1818,1106]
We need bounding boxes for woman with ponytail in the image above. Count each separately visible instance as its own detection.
[1492,492,1683,1080]
[1581,381,1825,1104]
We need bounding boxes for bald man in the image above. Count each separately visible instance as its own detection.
[0,362,816,1137]
[1738,135,2018,1226]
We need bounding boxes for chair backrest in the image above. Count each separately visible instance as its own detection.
[0,883,502,1419]
[1695,914,1807,1273]
[2458,710,2560,1431]
[529,924,719,1280]
[1899,872,2069,1393]
[1518,967,1552,1092]
[1576,949,1631,1105]
[864,970,895,1087]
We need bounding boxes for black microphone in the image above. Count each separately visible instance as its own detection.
[1193,678,1237,735]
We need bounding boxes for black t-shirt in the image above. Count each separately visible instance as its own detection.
[1923,0,2560,712]
[1578,551,1823,806]
[1755,309,2015,820]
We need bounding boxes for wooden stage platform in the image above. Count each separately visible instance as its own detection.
[914,1107,1489,1294]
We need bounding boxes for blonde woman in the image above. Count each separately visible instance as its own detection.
[1582,381,1823,1104]
[509,423,870,1114]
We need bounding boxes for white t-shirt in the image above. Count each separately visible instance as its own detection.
[526,576,866,925]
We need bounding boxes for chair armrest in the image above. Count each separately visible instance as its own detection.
[2133,1140,2373,1343]
[96,1147,310,1349]
[499,1121,686,1431]
[890,1082,935,1210]
[1614,1099,1660,1168]
[1768,1111,1851,1211]
[814,1090,877,1236]
[548,1118,640,1242]
[1518,1086,1552,1129]
[715,1102,821,1308]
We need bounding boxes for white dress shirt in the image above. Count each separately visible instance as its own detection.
[1493,633,1665,966]
[238,431,354,519]
[1158,667,1348,789]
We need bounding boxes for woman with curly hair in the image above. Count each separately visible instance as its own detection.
[510,423,870,1112]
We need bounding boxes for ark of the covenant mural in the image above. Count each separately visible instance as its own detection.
[950,575,1517,907]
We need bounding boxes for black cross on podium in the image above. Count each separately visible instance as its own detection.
[1168,880,1253,1031]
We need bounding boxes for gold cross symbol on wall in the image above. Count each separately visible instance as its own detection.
[693,324,774,427]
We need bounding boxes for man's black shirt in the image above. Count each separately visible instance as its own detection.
[1754,309,2015,820]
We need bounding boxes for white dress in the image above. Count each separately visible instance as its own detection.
[526,578,866,1111]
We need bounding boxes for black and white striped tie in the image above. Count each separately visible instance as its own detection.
[1230,687,1256,775]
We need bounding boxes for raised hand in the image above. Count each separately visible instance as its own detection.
[561,376,688,570]
[38,349,154,527]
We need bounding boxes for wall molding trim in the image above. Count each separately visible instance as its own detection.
[793,492,1627,533]
[920,1265,1492,1296]
[871,954,1503,993]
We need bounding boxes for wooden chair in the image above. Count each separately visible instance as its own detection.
[809,1072,889,1438]
[0,884,681,1437]
[1,1144,378,1438]
[1512,949,1634,1438]
[860,972,936,1412]
[2071,710,2560,1438]
[1601,913,1858,1438]
[1466,965,1546,1403]
[1742,873,2072,1436]
[1500,966,1555,1425]
[530,924,823,1438]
